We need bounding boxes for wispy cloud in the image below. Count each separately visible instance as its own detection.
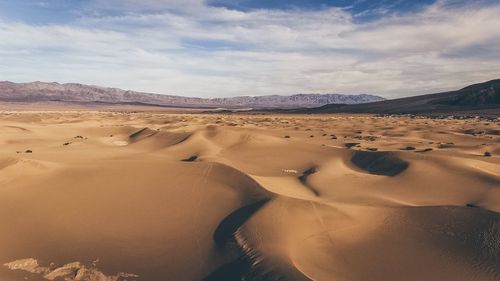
[0,0,499,98]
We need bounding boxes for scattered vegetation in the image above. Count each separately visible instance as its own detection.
[345,142,360,149]
[401,146,416,150]
[438,143,454,149]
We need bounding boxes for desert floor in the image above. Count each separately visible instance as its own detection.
[0,111,499,281]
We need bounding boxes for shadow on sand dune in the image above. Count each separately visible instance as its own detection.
[213,199,270,248]
[203,199,270,281]
[351,151,409,176]
[205,197,313,281]
[128,127,158,142]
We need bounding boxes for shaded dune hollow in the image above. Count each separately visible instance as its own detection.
[350,150,409,176]
[204,199,273,281]
[128,127,158,142]
[205,198,314,281]
[125,127,192,149]
[181,155,198,162]
[298,167,320,196]
[213,199,270,248]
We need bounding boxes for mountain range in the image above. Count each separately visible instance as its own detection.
[0,81,384,109]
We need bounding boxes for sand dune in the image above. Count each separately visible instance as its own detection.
[0,111,498,281]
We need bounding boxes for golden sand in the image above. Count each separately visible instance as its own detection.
[0,111,498,281]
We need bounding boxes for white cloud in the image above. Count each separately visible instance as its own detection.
[0,0,499,98]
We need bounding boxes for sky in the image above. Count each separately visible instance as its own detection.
[0,0,499,98]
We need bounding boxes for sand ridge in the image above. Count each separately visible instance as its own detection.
[0,111,498,281]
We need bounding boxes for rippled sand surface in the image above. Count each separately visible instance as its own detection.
[0,111,498,281]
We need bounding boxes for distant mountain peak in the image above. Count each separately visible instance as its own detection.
[0,81,385,109]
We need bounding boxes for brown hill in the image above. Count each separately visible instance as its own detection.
[304,79,500,115]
